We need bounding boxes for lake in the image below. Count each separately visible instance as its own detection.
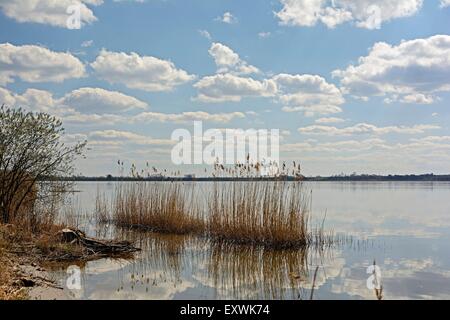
[46,181,450,300]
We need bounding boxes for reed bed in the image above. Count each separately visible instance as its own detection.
[108,182,205,235]
[96,159,331,248]
[99,180,330,249]
[208,181,314,249]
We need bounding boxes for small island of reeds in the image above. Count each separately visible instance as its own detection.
[96,161,332,250]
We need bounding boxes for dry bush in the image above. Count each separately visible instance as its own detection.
[0,106,85,233]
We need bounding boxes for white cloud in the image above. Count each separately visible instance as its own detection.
[62,113,127,125]
[274,73,345,116]
[0,86,149,115]
[209,43,239,69]
[275,0,423,29]
[258,32,271,38]
[333,35,450,103]
[440,0,450,8]
[0,87,57,113]
[282,138,388,153]
[315,117,346,124]
[400,93,435,105]
[208,42,259,75]
[198,29,212,40]
[282,105,342,117]
[216,11,237,24]
[298,123,440,136]
[61,87,148,114]
[88,130,174,146]
[0,43,85,85]
[411,136,450,143]
[65,110,245,126]
[197,45,341,109]
[0,0,102,28]
[91,49,195,92]
[134,111,245,123]
[193,73,277,103]
[81,40,94,48]
[0,86,247,127]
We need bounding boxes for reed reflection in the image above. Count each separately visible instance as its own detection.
[111,228,333,299]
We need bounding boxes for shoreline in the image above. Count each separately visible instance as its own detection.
[0,245,67,300]
[54,174,450,182]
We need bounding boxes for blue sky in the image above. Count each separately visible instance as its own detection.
[1,0,450,176]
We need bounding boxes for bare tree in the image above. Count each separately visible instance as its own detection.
[0,105,86,226]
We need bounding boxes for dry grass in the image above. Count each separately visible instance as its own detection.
[101,179,329,249]
[108,182,205,235]
[0,225,28,300]
[208,181,313,249]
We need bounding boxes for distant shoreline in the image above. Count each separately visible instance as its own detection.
[57,174,450,182]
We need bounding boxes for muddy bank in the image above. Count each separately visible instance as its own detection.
[0,225,140,300]
[0,248,67,300]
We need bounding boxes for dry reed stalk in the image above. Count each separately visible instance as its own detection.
[109,182,205,235]
[100,179,329,249]
[207,181,315,249]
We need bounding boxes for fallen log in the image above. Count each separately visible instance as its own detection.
[58,228,141,255]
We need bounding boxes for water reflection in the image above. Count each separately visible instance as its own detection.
[207,242,309,299]
[46,181,450,300]
[48,228,340,300]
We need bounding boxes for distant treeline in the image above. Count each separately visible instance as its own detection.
[58,174,450,182]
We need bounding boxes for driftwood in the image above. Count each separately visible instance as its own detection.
[58,228,140,255]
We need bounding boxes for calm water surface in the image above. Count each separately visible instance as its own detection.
[47,181,450,300]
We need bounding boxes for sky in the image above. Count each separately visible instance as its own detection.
[0,0,450,177]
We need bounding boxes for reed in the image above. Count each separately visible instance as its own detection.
[109,182,205,235]
[208,181,316,249]
[100,160,330,249]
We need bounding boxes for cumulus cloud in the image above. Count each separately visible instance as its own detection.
[0,86,150,116]
[274,74,345,116]
[91,49,195,92]
[88,130,174,146]
[0,43,85,85]
[440,0,450,8]
[333,35,450,104]
[275,0,423,29]
[216,11,237,24]
[0,87,246,126]
[193,73,277,103]
[315,117,346,124]
[282,138,388,153]
[196,44,341,109]
[208,42,259,75]
[0,87,57,113]
[61,87,148,114]
[64,110,246,126]
[0,0,102,28]
[198,29,212,40]
[298,123,440,136]
[134,111,245,123]
[401,94,435,105]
